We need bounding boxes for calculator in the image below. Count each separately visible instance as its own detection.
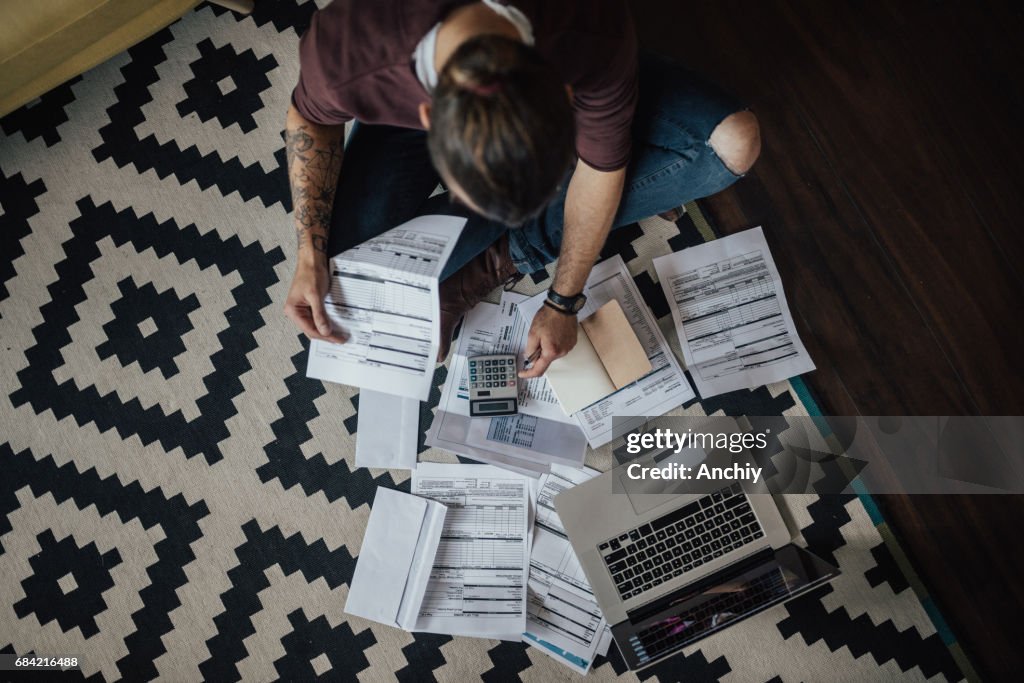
[468,354,519,417]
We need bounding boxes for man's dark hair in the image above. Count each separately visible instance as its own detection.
[428,34,575,226]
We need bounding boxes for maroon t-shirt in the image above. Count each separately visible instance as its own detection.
[291,0,638,171]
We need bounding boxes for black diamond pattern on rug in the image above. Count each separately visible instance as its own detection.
[778,584,962,680]
[96,277,201,379]
[274,610,375,681]
[176,38,277,134]
[92,28,289,208]
[257,340,403,505]
[200,520,359,682]
[13,529,122,638]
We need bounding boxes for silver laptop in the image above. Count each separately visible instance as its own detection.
[555,445,838,670]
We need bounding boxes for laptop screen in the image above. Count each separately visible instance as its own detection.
[614,545,838,669]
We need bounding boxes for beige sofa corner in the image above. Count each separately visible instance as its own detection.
[0,0,206,117]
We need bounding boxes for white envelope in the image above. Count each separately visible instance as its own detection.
[344,488,446,630]
[355,390,419,470]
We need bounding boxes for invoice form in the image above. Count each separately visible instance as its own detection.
[412,463,530,639]
[517,255,696,447]
[523,465,612,673]
[307,215,466,401]
[653,226,815,398]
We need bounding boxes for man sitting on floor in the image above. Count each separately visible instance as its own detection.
[282,0,760,378]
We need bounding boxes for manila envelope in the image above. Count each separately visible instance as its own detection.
[580,299,653,389]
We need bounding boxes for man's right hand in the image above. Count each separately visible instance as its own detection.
[283,260,348,344]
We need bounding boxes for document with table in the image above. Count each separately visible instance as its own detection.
[653,226,815,398]
[411,463,531,639]
[425,295,587,475]
[523,465,612,673]
[516,255,696,447]
[307,215,466,401]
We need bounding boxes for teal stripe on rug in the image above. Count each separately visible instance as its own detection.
[921,596,958,646]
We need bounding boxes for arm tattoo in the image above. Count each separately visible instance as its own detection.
[310,234,329,254]
[284,127,314,163]
[285,121,343,256]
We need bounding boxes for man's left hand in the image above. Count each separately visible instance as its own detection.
[519,304,578,378]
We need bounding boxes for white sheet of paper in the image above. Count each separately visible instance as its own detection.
[517,256,696,447]
[307,215,466,401]
[411,463,531,639]
[522,464,608,674]
[355,390,419,470]
[344,487,446,630]
[653,226,815,398]
[597,626,613,656]
[425,298,587,475]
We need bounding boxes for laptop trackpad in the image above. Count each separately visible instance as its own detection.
[618,447,708,516]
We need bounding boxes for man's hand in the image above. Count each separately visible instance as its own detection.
[283,260,347,344]
[518,305,578,378]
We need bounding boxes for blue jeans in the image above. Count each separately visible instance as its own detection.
[328,57,746,279]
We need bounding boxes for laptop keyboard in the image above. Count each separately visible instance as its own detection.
[597,484,764,600]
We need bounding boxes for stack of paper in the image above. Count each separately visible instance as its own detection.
[523,465,613,673]
[426,296,588,475]
[336,225,815,674]
[307,214,466,402]
[344,463,611,672]
[346,464,534,639]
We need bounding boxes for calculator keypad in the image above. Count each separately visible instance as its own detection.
[468,357,516,390]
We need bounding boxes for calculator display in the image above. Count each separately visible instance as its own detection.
[476,400,515,413]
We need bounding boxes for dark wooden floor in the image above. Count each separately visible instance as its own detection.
[631,0,1024,678]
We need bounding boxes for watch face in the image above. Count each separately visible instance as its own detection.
[571,296,587,313]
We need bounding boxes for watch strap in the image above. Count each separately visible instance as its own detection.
[546,288,585,312]
[543,299,578,316]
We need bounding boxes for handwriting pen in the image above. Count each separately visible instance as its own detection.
[523,349,541,370]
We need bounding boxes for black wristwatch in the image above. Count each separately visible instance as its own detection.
[545,288,587,315]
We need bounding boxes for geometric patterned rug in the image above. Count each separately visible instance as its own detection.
[0,1,971,680]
